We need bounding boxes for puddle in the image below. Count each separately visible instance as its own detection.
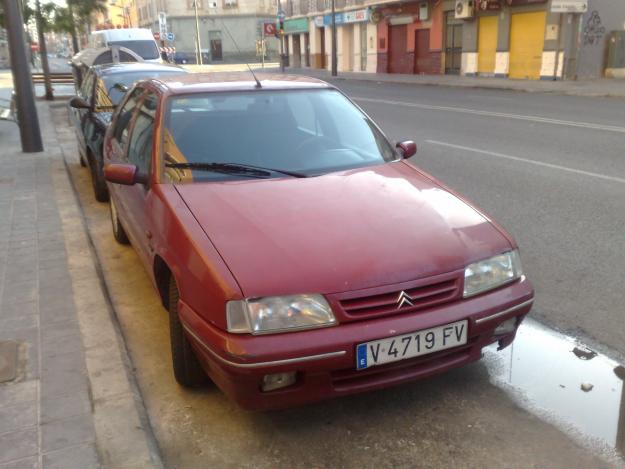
[483,318,624,459]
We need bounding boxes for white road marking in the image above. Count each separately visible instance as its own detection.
[353,96,625,134]
[425,140,625,185]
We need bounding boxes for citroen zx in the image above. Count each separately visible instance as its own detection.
[102,73,534,410]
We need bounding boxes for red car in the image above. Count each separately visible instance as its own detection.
[103,73,534,410]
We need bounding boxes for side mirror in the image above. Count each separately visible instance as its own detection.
[396,140,417,159]
[69,96,91,110]
[112,83,128,93]
[104,163,143,185]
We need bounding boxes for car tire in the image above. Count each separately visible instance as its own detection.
[168,276,209,387]
[110,197,129,245]
[90,156,109,202]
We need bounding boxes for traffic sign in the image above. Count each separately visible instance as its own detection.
[153,32,160,40]
[167,32,175,41]
[277,10,286,21]
[263,22,276,36]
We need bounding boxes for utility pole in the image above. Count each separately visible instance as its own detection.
[193,0,202,65]
[35,0,53,100]
[331,0,337,76]
[3,0,43,152]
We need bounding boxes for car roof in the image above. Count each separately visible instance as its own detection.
[146,72,333,94]
[93,62,186,77]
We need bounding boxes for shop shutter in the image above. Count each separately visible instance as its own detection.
[478,16,498,74]
[509,11,546,80]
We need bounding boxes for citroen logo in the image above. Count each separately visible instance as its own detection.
[396,291,414,309]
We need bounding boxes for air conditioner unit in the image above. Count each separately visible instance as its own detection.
[455,0,474,19]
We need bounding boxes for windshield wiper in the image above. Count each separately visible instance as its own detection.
[164,162,308,178]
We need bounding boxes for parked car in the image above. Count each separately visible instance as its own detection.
[69,62,187,201]
[89,28,162,63]
[103,73,534,410]
[172,52,195,65]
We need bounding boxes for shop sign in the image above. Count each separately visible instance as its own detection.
[284,17,309,34]
[316,8,370,27]
[550,0,587,13]
[477,0,501,11]
[505,0,547,5]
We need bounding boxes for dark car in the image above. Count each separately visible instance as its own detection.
[103,73,534,410]
[69,62,187,201]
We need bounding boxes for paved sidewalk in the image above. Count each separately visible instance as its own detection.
[0,103,161,468]
[286,67,625,98]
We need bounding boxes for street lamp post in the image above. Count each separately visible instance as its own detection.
[193,0,203,65]
[331,0,337,76]
[2,0,43,151]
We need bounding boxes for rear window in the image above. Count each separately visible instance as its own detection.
[108,40,159,60]
[102,70,185,104]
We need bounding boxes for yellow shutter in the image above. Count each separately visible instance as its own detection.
[509,11,547,80]
[478,16,498,74]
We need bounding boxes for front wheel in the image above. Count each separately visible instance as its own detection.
[110,197,129,245]
[168,277,209,387]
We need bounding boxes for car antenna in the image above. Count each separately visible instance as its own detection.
[218,19,262,88]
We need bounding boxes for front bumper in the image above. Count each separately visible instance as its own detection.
[180,276,534,410]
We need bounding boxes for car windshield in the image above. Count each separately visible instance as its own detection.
[102,70,184,105]
[162,89,397,182]
[108,40,160,60]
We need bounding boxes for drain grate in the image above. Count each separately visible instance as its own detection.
[0,341,18,383]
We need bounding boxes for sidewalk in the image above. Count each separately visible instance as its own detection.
[0,103,162,468]
[286,67,625,98]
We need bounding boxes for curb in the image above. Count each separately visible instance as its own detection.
[284,68,625,99]
[47,102,164,468]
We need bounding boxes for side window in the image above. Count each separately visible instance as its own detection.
[112,88,144,151]
[94,77,113,109]
[127,91,157,176]
[79,71,95,102]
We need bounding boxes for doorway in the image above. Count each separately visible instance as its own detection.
[444,11,462,74]
[388,24,408,74]
[414,29,430,74]
[293,34,301,68]
[320,27,326,69]
[360,22,367,71]
[209,31,222,62]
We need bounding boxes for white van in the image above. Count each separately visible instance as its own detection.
[89,28,161,63]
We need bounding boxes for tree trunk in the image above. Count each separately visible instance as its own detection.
[35,0,53,100]
[68,3,79,53]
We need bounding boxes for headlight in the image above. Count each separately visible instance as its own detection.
[463,250,523,298]
[226,294,336,335]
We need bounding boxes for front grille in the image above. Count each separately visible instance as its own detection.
[338,277,460,319]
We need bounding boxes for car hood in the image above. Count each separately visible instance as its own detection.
[174,162,512,297]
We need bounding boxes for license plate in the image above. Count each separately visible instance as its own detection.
[356,320,468,370]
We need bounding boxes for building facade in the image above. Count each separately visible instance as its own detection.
[132,0,279,63]
[284,0,625,79]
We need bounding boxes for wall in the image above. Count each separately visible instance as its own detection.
[168,15,278,62]
[576,0,625,78]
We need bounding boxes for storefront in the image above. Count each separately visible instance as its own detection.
[312,8,375,72]
[375,1,444,75]
[284,17,310,68]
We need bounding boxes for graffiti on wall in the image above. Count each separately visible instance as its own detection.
[583,11,606,46]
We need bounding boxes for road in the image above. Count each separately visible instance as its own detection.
[328,80,625,359]
[48,79,625,468]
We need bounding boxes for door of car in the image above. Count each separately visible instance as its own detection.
[107,87,145,249]
[72,69,95,155]
[120,89,159,265]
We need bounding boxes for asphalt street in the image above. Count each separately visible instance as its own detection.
[326,79,625,360]
[47,79,625,468]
